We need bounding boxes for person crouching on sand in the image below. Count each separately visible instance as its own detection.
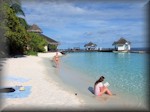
[94,76,112,96]
[53,52,59,68]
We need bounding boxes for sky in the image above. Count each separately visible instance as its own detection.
[21,0,149,49]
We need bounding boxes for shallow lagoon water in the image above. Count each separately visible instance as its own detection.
[59,52,149,109]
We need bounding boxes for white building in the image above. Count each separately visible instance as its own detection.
[84,42,97,50]
[112,38,131,51]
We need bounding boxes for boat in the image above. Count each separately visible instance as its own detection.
[113,50,129,53]
[60,51,66,55]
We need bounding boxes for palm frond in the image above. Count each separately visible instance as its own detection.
[8,0,21,5]
[18,17,28,29]
[10,3,25,16]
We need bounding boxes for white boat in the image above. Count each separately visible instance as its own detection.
[113,50,129,53]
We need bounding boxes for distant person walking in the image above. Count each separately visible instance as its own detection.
[53,52,59,68]
[94,76,112,96]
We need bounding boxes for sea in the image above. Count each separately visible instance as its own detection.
[57,51,149,109]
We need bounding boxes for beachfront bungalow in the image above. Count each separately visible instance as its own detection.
[112,38,131,52]
[27,24,59,52]
[84,42,97,50]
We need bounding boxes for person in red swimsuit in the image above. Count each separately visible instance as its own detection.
[53,52,59,68]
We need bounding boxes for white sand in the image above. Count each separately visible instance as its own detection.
[1,53,84,111]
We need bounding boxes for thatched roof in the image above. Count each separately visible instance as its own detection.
[27,24,42,33]
[39,34,59,45]
[27,24,59,45]
[84,42,97,47]
[112,38,131,45]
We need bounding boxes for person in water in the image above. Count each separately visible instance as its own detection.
[94,76,112,96]
[53,52,59,67]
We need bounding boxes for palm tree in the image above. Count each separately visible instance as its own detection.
[10,1,28,29]
[10,3,25,16]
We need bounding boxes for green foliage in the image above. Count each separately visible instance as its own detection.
[49,44,57,50]
[2,2,47,55]
[3,3,30,54]
[10,3,25,16]
[10,2,29,29]
[18,17,28,29]
[28,32,47,52]
[26,50,37,56]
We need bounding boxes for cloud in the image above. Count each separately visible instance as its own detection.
[21,0,148,48]
[22,0,145,25]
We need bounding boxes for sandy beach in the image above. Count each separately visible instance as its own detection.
[0,53,85,111]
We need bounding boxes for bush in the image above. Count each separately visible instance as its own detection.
[26,50,37,56]
[28,32,47,52]
[49,44,57,51]
[3,3,30,55]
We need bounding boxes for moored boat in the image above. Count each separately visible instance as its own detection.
[113,50,129,53]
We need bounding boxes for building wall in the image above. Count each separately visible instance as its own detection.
[44,46,48,52]
[85,46,96,50]
[128,45,131,50]
[117,44,130,51]
[117,45,125,50]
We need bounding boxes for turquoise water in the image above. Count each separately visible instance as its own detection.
[59,52,149,108]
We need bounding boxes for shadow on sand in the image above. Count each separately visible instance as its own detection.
[0,58,7,72]
[50,60,57,68]
[11,55,26,58]
[88,86,94,94]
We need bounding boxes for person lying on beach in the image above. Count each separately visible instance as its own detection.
[53,52,59,67]
[94,76,112,96]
